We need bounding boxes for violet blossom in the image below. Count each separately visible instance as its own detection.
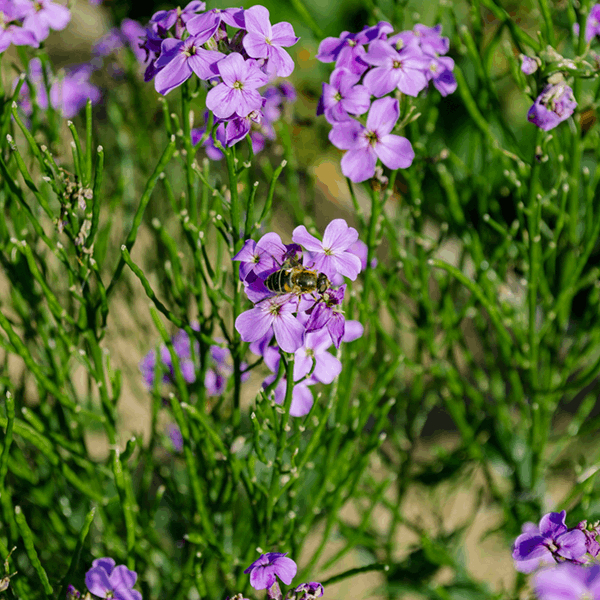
[294,582,324,600]
[85,557,142,600]
[316,67,371,123]
[244,553,297,590]
[292,219,362,281]
[21,0,70,43]
[206,52,268,119]
[242,5,298,77]
[512,510,588,572]
[534,563,600,600]
[328,96,414,183]
[528,82,577,131]
[520,54,540,75]
[294,328,342,384]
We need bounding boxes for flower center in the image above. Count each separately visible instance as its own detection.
[334,91,343,102]
[323,246,334,256]
[392,60,403,69]
[395,40,404,50]
[306,348,315,358]
[265,38,273,45]
[429,63,437,73]
[34,1,43,11]
[233,80,244,90]
[348,40,356,47]
[366,130,379,146]
[268,303,282,317]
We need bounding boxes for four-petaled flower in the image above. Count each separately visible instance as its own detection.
[244,552,297,590]
[316,67,371,123]
[512,510,588,572]
[242,5,299,77]
[293,219,362,281]
[206,53,269,119]
[528,83,577,131]
[85,557,142,600]
[328,97,414,183]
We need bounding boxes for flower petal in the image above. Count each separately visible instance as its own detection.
[206,83,237,118]
[267,46,295,77]
[243,32,270,59]
[331,251,362,280]
[313,351,342,384]
[340,148,376,183]
[41,2,70,31]
[110,565,137,592]
[273,313,305,353]
[154,54,191,95]
[85,566,112,597]
[328,119,365,150]
[244,4,272,37]
[376,134,414,170]
[292,226,324,253]
[250,566,276,590]
[366,96,399,135]
[235,307,273,342]
[322,219,358,252]
[217,52,245,86]
[363,65,398,97]
[289,384,314,417]
[271,22,299,47]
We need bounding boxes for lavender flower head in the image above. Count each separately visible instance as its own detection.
[520,54,540,75]
[244,553,297,590]
[512,510,588,573]
[528,82,577,131]
[85,557,142,600]
[534,563,600,600]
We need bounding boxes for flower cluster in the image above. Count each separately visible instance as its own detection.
[234,219,364,416]
[139,2,298,149]
[241,553,323,600]
[512,510,600,600]
[15,58,101,119]
[139,325,240,396]
[316,22,456,182]
[192,81,296,159]
[67,557,142,600]
[0,0,70,53]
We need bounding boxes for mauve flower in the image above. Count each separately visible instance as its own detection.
[512,511,587,571]
[244,553,297,590]
[305,284,346,348]
[242,5,298,77]
[21,0,70,42]
[85,557,142,600]
[520,54,539,75]
[534,563,600,600]
[151,0,205,36]
[578,521,600,558]
[316,67,371,123]
[413,23,449,56]
[233,232,288,281]
[363,39,429,97]
[154,25,224,95]
[187,7,244,36]
[528,83,577,131]
[235,295,305,353]
[50,65,101,119]
[293,220,361,281]
[206,53,268,119]
[328,96,415,183]
[294,328,342,384]
[294,582,324,600]
[425,54,457,96]
[585,5,600,41]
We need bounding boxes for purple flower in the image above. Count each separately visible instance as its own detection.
[294,582,324,600]
[235,295,305,353]
[187,7,245,36]
[520,54,539,75]
[585,5,600,42]
[578,521,600,558]
[316,67,371,123]
[413,23,449,56]
[242,5,298,78]
[151,0,205,37]
[294,328,342,384]
[0,1,38,53]
[93,28,124,57]
[21,0,70,43]
[534,563,600,600]
[120,19,147,63]
[244,553,297,590]
[293,219,361,281]
[424,54,457,96]
[233,232,288,281]
[167,423,184,453]
[305,284,346,348]
[85,557,142,600]
[328,97,414,183]
[263,374,315,416]
[66,585,81,600]
[528,83,577,131]
[192,121,226,161]
[206,53,268,119]
[154,26,224,95]
[512,511,588,572]
[50,65,101,119]
[363,40,429,97]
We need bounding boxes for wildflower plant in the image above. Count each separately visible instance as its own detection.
[4,1,600,600]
